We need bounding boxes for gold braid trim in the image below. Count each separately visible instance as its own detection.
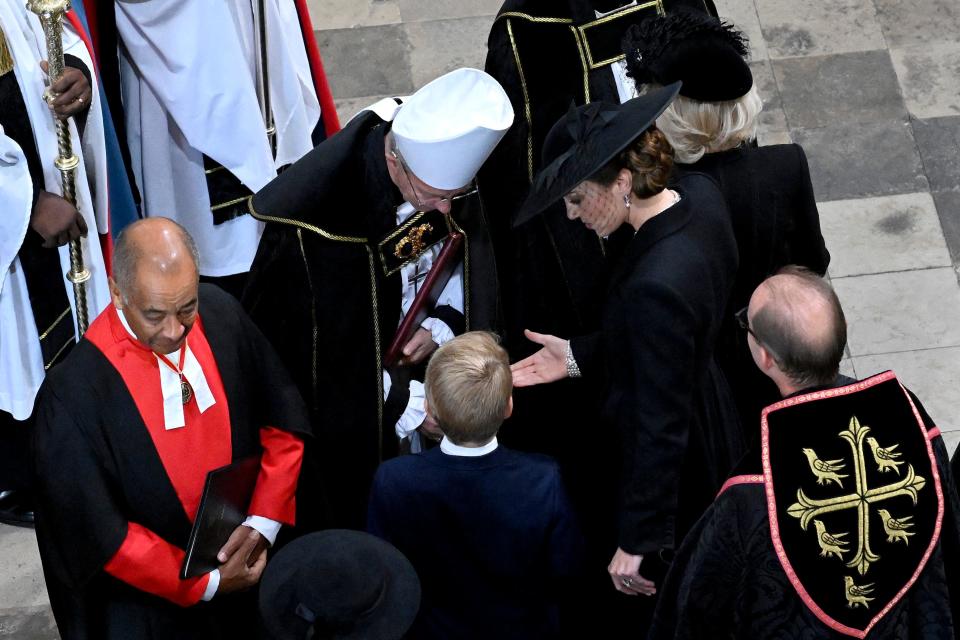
[247,196,368,244]
[495,11,573,23]
[506,19,535,184]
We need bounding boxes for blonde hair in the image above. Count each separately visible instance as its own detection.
[424,332,512,445]
[645,84,763,164]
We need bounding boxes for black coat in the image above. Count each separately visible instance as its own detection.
[602,173,743,554]
[243,110,499,530]
[32,286,311,640]
[367,446,584,640]
[678,144,830,435]
[481,0,718,354]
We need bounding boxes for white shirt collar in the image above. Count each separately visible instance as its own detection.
[440,436,499,457]
[116,307,217,430]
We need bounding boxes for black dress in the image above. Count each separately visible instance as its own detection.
[602,172,742,555]
[677,144,830,437]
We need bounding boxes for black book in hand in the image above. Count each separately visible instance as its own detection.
[180,455,261,579]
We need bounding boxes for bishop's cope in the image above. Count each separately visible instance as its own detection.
[32,218,311,640]
[243,68,513,531]
[648,269,960,639]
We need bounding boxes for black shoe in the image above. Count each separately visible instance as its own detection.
[0,490,34,528]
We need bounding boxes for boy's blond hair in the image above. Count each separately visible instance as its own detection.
[424,332,512,445]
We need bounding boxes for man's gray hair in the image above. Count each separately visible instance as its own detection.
[112,218,200,297]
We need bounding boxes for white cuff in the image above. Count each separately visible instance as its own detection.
[243,515,281,546]
[395,379,426,438]
[201,569,220,601]
[383,369,392,402]
[421,317,455,346]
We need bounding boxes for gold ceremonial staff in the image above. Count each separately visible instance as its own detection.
[27,0,91,335]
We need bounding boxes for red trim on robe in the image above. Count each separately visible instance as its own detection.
[103,523,209,607]
[927,426,941,440]
[65,9,113,275]
[84,306,305,605]
[293,0,340,136]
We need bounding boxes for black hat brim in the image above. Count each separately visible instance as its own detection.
[513,81,681,227]
[260,530,421,640]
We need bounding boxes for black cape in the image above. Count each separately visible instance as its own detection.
[679,144,830,439]
[243,109,499,531]
[650,378,960,639]
[32,285,311,640]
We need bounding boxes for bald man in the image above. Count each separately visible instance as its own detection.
[32,218,311,639]
[648,266,960,639]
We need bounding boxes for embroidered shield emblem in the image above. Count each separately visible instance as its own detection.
[762,371,943,638]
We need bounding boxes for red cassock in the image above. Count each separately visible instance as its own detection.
[33,285,312,639]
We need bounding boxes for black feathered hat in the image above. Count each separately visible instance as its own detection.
[622,10,752,102]
[259,530,421,640]
[515,82,681,226]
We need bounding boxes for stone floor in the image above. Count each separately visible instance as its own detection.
[3,0,959,636]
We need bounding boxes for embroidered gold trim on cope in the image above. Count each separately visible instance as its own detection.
[377,210,454,277]
[577,1,665,69]
[210,196,249,212]
[247,197,368,244]
[0,27,13,77]
[296,229,320,411]
[44,336,74,371]
[39,307,71,341]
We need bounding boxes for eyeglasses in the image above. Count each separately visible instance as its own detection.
[735,306,758,341]
[391,147,456,211]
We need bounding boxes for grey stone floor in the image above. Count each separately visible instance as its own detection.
[3,0,959,635]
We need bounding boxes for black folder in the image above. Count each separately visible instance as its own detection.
[180,455,261,579]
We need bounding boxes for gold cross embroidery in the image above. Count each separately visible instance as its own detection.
[787,416,926,575]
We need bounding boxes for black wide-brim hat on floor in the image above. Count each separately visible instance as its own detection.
[515,81,681,226]
[259,530,421,640]
[622,10,752,102]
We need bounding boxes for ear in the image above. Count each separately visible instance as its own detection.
[756,343,779,377]
[108,277,124,310]
[503,395,514,420]
[617,167,633,196]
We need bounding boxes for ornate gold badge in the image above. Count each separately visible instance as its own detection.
[394,223,434,260]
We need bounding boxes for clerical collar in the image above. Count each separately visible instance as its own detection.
[115,307,217,430]
[440,436,499,457]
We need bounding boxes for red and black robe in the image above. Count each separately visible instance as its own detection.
[33,284,310,639]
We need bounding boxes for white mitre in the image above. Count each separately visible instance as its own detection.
[392,68,514,190]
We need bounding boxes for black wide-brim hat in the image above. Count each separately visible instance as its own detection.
[514,82,681,226]
[259,530,421,640]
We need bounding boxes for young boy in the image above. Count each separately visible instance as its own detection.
[367,332,583,639]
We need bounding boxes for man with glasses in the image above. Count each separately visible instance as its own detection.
[649,266,960,639]
[243,68,513,531]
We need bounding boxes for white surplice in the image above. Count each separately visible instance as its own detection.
[115,0,321,276]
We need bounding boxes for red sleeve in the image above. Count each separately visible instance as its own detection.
[103,522,209,607]
[247,427,305,525]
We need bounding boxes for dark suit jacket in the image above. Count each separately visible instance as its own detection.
[678,144,830,435]
[602,172,743,555]
[367,445,584,640]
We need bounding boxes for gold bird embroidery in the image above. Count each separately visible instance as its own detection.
[802,448,848,487]
[813,519,849,559]
[877,508,915,545]
[844,576,875,609]
[866,437,903,474]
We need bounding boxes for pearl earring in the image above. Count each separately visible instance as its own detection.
[623,194,631,209]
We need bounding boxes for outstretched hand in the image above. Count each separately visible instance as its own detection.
[509,329,568,388]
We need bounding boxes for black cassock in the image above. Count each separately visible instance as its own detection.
[650,376,960,639]
[678,144,831,440]
[243,108,499,531]
[32,285,311,640]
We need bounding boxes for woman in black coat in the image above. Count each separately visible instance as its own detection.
[511,85,743,619]
[623,12,831,432]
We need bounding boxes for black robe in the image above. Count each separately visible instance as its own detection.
[649,382,960,640]
[678,144,830,440]
[32,285,311,640]
[243,109,499,531]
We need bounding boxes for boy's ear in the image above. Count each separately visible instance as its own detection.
[503,395,514,420]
